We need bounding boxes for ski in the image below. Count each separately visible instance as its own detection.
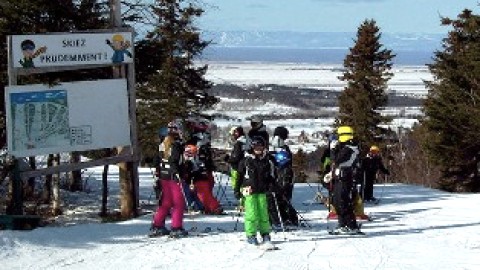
[258,242,279,251]
[327,230,366,236]
[148,226,213,239]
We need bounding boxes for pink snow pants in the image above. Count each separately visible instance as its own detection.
[152,179,186,229]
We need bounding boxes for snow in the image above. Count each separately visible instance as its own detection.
[203,61,427,132]
[202,61,432,97]
[2,166,480,270]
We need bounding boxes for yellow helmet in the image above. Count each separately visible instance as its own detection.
[337,126,353,143]
[370,145,380,153]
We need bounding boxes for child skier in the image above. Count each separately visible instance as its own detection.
[183,144,223,215]
[149,120,188,238]
[329,126,362,234]
[269,126,298,228]
[235,136,275,247]
[360,145,390,203]
[226,126,247,209]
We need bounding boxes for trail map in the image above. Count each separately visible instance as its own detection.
[10,90,70,151]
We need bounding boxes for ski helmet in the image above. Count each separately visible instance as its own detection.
[273,126,289,140]
[250,116,263,129]
[337,126,353,143]
[274,149,291,168]
[370,145,380,154]
[184,144,198,158]
[250,136,266,149]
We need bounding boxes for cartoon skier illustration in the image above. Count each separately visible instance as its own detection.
[19,39,47,68]
[105,34,132,63]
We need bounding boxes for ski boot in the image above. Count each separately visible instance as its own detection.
[149,226,170,238]
[260,233,276,250]
[169,227,189,238]
[246,235,259,246]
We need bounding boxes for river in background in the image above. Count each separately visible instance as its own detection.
[202,46,434,66]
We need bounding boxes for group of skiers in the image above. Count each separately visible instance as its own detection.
[149,116,389,240]
[149,118,222,238]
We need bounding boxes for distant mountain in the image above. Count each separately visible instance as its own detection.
[200,31,443,65]
[202,31,444,52]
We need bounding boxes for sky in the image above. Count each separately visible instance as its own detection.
[198,0,480,33]
[2,165,480,269]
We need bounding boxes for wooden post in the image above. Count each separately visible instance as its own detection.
[111,0,139,217]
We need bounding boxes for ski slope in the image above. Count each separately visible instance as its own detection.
[1,166,479,270]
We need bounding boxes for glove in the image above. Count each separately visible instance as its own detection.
[234,189,242,200]
[241,186,252,197]
[323,171,333,183]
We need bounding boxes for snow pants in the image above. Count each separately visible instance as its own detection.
[152,179,186,229]
[361,171,376,200]
[194,180,222,214]
[332,170,358,229]
[244,193,271,237]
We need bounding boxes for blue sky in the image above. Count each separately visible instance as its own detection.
[198,0,480,33]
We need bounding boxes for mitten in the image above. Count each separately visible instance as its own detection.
[323,171,333,183]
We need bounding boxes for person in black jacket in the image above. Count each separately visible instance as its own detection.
[330,126,362,234]
[226,126,247,208]
[360,145,389,202]
[248,116,269,150]
[150,120,188,238]
[268,126,298,228]
[235,136,275,246]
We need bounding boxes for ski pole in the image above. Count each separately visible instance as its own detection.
[279,192,312,228]
[272,192,287,241]
[176,174,197,230]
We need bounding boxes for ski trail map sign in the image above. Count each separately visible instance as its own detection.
[5,79,131,157]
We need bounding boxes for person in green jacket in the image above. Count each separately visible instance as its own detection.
[235,136,275,246]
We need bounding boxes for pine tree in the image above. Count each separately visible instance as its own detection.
[422,9,480,192]
[337,19,395,152]
[136,0,218,158]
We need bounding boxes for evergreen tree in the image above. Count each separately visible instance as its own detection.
[422,9,480,192]
[136,0,218,158]
[337,19,395,152]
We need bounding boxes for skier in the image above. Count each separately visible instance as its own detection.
[268,126,298,228]
[183,144,223,215]
[185,117,216,193]
[149,120,188,238]
[248,116,269,150]
[181,144,205,212]
[235,136,275,247]
[360,145,390,203]
[319,133,338,188]
[226,126,247,210]
[329,125,362,234]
